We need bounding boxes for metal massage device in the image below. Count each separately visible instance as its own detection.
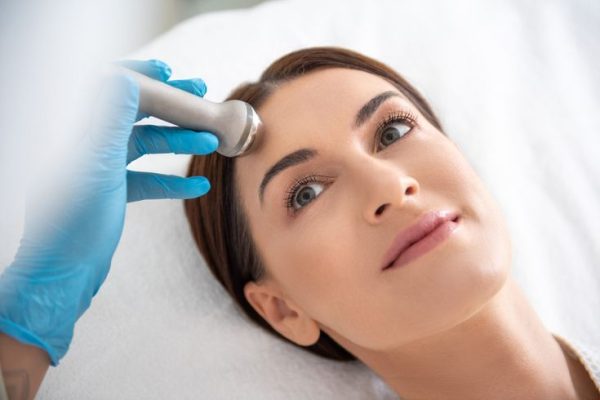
[120,67,262,157]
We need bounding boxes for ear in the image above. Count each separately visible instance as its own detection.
[244,280,320,346]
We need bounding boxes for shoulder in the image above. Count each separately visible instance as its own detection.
[552,332,600,393]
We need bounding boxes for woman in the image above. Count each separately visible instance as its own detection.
[184,47,600,399]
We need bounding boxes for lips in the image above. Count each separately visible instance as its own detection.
[381,210,460,270]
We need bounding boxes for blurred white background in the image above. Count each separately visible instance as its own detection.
[129,0,277,51]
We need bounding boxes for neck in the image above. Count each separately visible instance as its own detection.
[340,278,591,399]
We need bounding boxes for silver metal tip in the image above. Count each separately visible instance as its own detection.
[234,104,262,157]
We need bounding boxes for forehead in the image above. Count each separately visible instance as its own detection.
[240,68,402,158]
[234,67,405,206]
[261,68,400,128]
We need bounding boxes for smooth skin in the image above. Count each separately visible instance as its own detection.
[239,68,599,399]
[0,334,49,400]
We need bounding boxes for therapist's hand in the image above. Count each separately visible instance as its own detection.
[0,59,219,367]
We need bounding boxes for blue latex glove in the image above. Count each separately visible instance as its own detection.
[0,59,219,366]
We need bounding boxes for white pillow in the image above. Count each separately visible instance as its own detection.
[38,0,600,398]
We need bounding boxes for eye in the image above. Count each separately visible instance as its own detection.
[284,175,331,215]
[293,182,324,208]
[375,112,416,151]
[379,122,411,147]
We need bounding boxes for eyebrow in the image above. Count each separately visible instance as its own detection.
[258,90,402,205]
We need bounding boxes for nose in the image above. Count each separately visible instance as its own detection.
[354,159,420,224]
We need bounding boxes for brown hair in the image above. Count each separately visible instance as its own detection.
[184,47,444,361]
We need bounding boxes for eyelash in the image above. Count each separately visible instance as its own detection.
[283,110,418,217]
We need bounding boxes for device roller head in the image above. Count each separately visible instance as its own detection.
[216,101,262,157]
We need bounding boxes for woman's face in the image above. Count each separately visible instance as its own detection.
[237,68,512,352]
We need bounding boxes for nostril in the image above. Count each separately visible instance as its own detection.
[375,204,387,216]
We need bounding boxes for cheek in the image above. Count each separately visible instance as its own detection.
[279,216,398,348]
[268,212,379,331]
[275,214,362,297]
[441,141,512,261]
[433,138,512,258]
[425,137,502,231]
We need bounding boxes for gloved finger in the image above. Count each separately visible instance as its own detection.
[127,126,219,164]
[167,79,207,97]
[115,59,172,82]
[134,78,207,121]
[127,171,211,202]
